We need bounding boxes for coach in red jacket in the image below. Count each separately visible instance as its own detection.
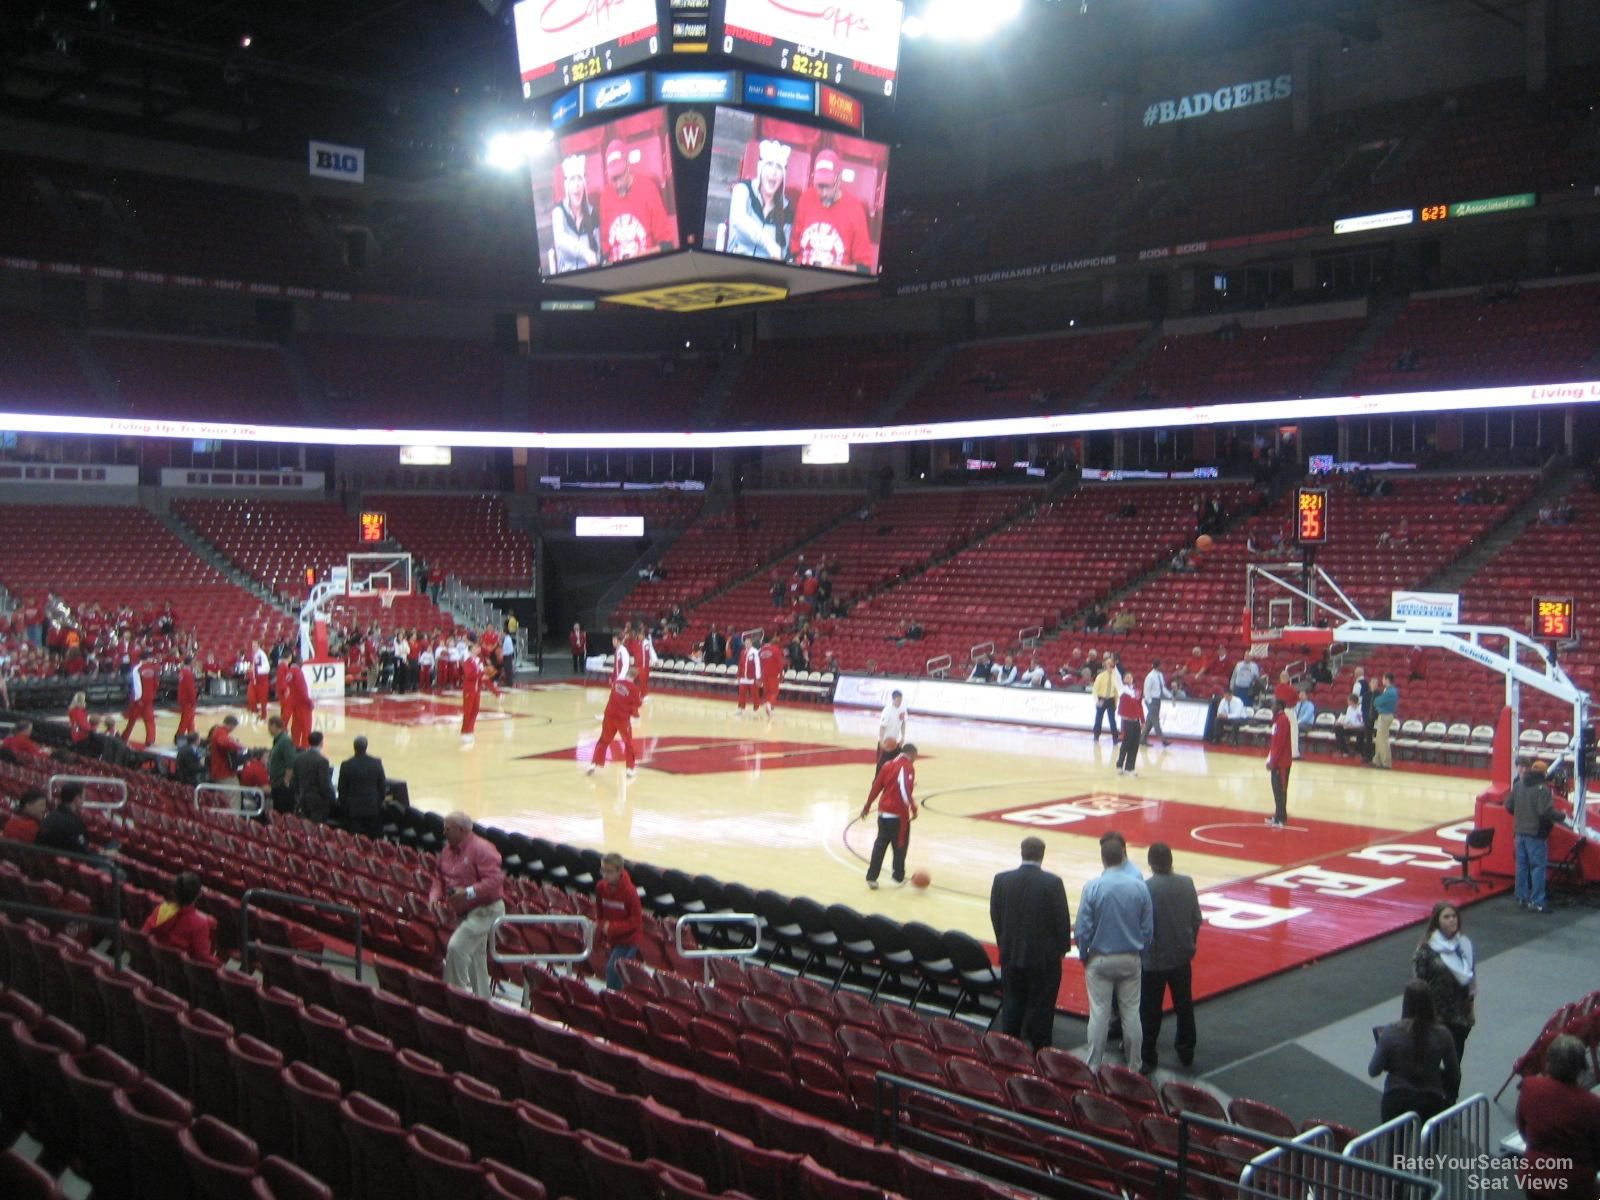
[1266,699,1293,828]
[861,744,919,889]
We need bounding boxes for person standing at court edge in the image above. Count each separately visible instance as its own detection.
[990,836,1072,1051]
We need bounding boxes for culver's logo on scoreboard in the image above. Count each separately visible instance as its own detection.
[308,141,365,184]
[583,72,647,111]
[1391,590,1460,626]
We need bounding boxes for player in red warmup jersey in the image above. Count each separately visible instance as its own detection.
[588,667,642,777]
[460,641,484,742]
[286,652,315,750]
[276,657,293,725]
[121,653,160,747]
[176,655,199,738]
[757,636,783,719]
[737,635,761,715]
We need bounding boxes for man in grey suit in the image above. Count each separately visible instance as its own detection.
[293,730,336,824]
[1139,841,1203,1072]
[990,836,1073,1051]
[337,735,387,839]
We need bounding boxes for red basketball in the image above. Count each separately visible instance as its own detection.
[1196,534,1215,551]
[910,870,931,889]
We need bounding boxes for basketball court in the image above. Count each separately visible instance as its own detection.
[160,676,1503,1016]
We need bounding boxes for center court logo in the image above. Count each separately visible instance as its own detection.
[674,110,708,158]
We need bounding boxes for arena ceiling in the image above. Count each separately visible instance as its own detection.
[0,0,1525,174]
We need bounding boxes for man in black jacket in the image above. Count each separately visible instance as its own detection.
[990,836,1073,1050]
[36,782,89,855]
[337,735,387,839]
[294,730,336,824]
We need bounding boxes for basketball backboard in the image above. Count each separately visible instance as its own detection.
[347,552,413,599]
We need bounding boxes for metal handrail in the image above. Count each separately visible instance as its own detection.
[924,653,952,679]
[488,912,594,966]
[196,784,266,817]
[48,774,128,811]
[1180,1112,1441,1200]
[1346,1111,1421,1164]
[238,887,363,980]
[672,912,761,984]
[0,836,127,968]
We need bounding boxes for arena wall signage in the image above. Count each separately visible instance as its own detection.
[1390,590,1461,626]
[1140,74,1292,128]
[834,674,1213,739]
[2,378,1597,450]
[308,141,365,184]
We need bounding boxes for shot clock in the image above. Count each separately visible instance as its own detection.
[358,511,388,544]
[1532,596,1574,641]
[1294,487,1328,544]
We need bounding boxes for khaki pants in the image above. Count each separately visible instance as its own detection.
[1083,952,1143,1070]
[1374,713,1396,767]
[444,899,505,997]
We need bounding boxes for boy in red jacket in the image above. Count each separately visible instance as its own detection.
[596,852,644,989]
[142,871,218,963]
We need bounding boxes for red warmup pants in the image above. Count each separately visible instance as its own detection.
[419,665,432,692]
[122,701,155,747]
[177,704,197,738]
[763,678,780,709]
[290,703,313,750]
[592,718,635,769]
[737,682,755,709]
[461,690,481,735]
[637,667,650,698]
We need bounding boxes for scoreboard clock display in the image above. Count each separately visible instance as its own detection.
[1295,487,1328,544]
[513,0,661,100]
[1533,596,1574,640]
[359,511,388,545]
[720,0,904,96]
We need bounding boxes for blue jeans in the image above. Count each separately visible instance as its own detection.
[605,943,641,990]
[1514,834,1548,908]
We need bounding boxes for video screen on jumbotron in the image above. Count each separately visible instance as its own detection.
[531,107,683,278]
[513,0,661,99]
[720,0,904,97]
[702,107,889,275]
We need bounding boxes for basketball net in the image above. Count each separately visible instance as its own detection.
[379,591,396,610]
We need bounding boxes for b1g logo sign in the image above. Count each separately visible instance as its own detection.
[308,141,365,184]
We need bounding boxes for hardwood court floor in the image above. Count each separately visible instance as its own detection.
[176,682,1493,1013]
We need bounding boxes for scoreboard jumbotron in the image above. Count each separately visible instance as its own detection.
[511,0,902,308]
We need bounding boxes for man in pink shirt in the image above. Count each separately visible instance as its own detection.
[428,811,505,997]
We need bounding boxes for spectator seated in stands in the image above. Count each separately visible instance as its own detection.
[175,732,205,785]
[1,719,49,761]
[141,870,218,964]
[1170,547,1195,572]
[2,787,48,842]
[895,621,924,644]
[1294,690,1316,755]
[1110,609,1137,635]
[968,653,996,683]
[1214,692,1250,742]
[1020,658,1046,688]
[1376,517,1410,546]
[1309,648,1336,686]
[1083,604,1109,633]
[994,654,1019,686]
[1334,694,1367,758]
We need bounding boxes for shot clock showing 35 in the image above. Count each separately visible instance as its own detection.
[1295,487,1327,544]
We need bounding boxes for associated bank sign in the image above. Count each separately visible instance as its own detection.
[1142,74,1292,127]
[1391,590,1460,625]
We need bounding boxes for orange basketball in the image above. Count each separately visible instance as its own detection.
[910,870,931,889]
[1196,534,1215,551]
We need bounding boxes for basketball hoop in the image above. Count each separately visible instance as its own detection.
[379,591,396,610]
